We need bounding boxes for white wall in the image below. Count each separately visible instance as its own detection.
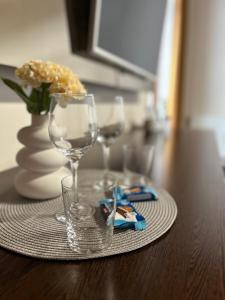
[0,103,29,170]
[182,0,225,158]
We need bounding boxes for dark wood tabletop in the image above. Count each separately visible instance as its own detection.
[1,130,225,300]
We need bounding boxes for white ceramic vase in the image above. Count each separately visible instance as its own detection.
[15,114,69,199]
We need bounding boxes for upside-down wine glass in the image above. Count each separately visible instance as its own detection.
[48,93,98,222]
[95,96,125,190]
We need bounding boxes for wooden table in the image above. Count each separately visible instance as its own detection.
[1,130,225,300]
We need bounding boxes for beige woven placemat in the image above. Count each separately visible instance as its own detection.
[0,170,177,260]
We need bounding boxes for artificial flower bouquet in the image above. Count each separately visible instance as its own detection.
[1,60,86,114]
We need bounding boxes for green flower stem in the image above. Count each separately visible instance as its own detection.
[1,78,51,115]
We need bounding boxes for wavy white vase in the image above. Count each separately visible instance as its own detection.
[15,115,69,199]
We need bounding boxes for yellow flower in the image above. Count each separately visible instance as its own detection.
[15,60,86,95]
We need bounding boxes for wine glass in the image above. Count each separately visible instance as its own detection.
[123,144,155,185]
[95,96,125,190]
[48,93,98,222]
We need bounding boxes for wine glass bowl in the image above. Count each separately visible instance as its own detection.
[97,123,124,147]
[49,94,97,160]
[48,93,98,221]
[95,96,125,190]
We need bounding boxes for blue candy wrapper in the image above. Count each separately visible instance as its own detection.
[116,185,158,202]
[100,198,146,231]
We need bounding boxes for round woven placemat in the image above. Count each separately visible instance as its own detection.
[0,169,177,260]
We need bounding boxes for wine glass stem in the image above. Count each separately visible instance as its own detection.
[70,160,79,203]
[102,143,110,184]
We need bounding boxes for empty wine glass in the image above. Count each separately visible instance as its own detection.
[95,96,125,190]
[123,144,155,185]
[48,93,98,222]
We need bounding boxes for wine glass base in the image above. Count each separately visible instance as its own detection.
[93,179,114,191]
[73,203,95,220]
[55,213,66,224]
[121,173,148,186]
